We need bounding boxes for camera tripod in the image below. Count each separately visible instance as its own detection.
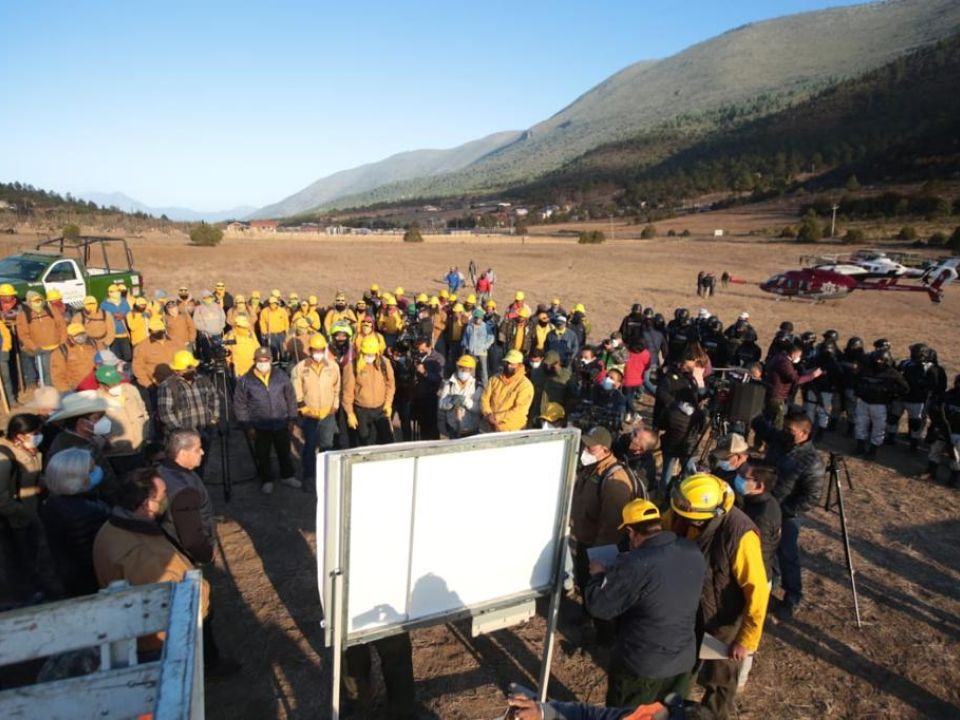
[824,452,862,629]
[205,360,258,503]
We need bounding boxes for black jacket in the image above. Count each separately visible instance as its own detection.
[855,365,909,405]
[585,531,705,679]
[39,492,110,597]
[772,440,824,517]
[234,367,298,431]
[739,492,782,579]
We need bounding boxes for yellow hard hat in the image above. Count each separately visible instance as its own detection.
[234,294,246,303]
[518,307,531,318]
[83,295,97,306]
[46,289,62,301]
[335,291,347,302]
[268,296,279,305]
[383,293,397,306]
[618,499,661,529]
[394,286,404,296]
[234,316,250,328]
[308,294,318,305]
[170,350,200,371]
[416,292,428,303]
[452,303,464,313]
[486,300,497,310]
[439,289,449,300]
[134,296,148,307]
[552,297,560,305]
[0,283,15,296]
[294,317,310,329]
[574,303,586,313]
[456,355,477,369]
[66,322,85,336]
[107,284,119,294]
[538,402,566,423]
[250,290,261,299]
[466,294,477,304]
[515,291,525,301]
[503,349,524,365]
[359,336,380,355]
[309,334,328,350]
[671,473,731,521]
[215,281,225,288]
[428,296,440,307]
[271,289,281,298]
[147,316,166,331]
[370,283,380,292]
[289,292,300,301]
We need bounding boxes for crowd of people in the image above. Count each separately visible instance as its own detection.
[1,273,958,719]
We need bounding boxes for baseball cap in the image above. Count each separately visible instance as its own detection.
[582,426,613,449]
[95,365,123,386]
[503,350,524,365]
[254,347,272,360]
[618,499,661,529]
[713,433,749,459]
[543,350,561,365]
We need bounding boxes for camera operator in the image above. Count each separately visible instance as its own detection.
[412,336,445,441]
[592,368,627,428]
[653,345,706,431]
[574,346,606,400]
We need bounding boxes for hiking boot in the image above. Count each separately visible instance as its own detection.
[865,443,879,460]
[261,481,274,495]
[854,440,866,456]
[280,476,302,489]
[884,434,896,446]
[922,461,939,479]
[909,438,919,451]
[949,471,960,489]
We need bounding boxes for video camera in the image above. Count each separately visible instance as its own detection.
[202,336,236,371]
[567,400,624,435]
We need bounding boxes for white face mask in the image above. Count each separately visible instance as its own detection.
[530,361,542,369]
[92,416,112,436]
[312,352,326,363]
[363,354,377,364]
[541,421,555,430]
[580,448,598,467]
[256,361,272,373]
[108,385,123,397]
[28,433,43,448]
[456,369,471,382]
[716,459,734,472]
[602,377,615,391]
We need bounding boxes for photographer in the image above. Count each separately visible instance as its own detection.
[591,368,628,430]
[574,346,606,401]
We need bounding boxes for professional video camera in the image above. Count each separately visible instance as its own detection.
[203,336,236,369]
[566,400,625,435]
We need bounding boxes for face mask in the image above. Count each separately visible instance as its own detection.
[256,361,272,373]
[530,361,542,369]
[108,385,123,397]
[792,355,801,365]
[580,448,598,467]
[73,334,88,344]
[602,377,615,391]
[541,421,555,430]
[203,298,213,305]
[88,465,105,489]
[335,303,345,310]
[108,292,120,302]
[363,354,377,364]
[503,365,517,377]
[456,369,471,382]
[30,302,44,311]
[734,475,749,496]
[92,416,112,436]
[27,433,43,449]
[312,352,326,363]
[715,459,734,472]
[581,357,594,366]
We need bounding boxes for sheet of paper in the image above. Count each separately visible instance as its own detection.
[699,632,730,660]
[586,544,619,568]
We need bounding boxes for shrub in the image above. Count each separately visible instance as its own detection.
[845,174,861,191]
[796,211,822,243]
[578,230,605,244]
[189,222,223,247]
[680,229,691,237]
[842,228,866,245]
[640,224,657,239]
[779,225,797,238]
[62,223,81,239]
[403,223,424,243]
[928,231,948,247]
[667,229,677,237]
[949,227,960,255]
[897,225,917,241]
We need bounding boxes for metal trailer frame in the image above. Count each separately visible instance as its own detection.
[322,429,580,719]
[0,570,204,719]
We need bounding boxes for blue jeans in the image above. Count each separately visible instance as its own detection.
[19,349,52,387]
[300,415,336,481]
[777,516,803,606]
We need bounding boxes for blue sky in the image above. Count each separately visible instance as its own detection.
[0,0,868,211]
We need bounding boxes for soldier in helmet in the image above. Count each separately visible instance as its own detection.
[766,321,797,361]
[925,374,960,487]
[803,338,842,440]
[886,343,947,451]
[618,303,646,349]
[838,337,865,436]
[666,308,695,363]
[853,349,909,458]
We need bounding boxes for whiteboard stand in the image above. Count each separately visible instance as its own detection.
[322,429,580,719]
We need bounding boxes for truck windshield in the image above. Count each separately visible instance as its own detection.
[0,257,48,282]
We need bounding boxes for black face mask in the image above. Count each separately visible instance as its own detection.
[181,370,197,382]
[149,331,165,341]
[545,365,558,375]
[503,365,517,377]
[335,303,345,310]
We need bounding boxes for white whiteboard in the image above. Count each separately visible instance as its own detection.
[318,430,577,646]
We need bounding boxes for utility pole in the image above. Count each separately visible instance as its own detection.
[831,204,840,238]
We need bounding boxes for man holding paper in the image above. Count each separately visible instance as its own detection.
[584,499,705,708]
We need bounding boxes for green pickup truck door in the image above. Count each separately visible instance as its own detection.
[42,258,87,305]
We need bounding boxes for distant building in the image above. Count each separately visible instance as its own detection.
[514,208,529,217]
[713,229,724,237]
[225,221,249,233]
[422,205,440,212]
[249,220,279,233]
[326,225,346,235]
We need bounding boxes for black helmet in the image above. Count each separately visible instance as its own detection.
[779,321,794,333]
[675,307,690,321]
[742,327,759,343]
[909,343,929,363]
[631,303,642,315]
[819,340,838,356]
[930,348,940,365]
[823,329,839,343]
[642,307,654,318]
[707,317,722,333]
[653,313,666,330]
[801,331,817,345]
[954,374,960,390]
[873,338,891,351]
[846,336,864,352]
[871,349,893,368]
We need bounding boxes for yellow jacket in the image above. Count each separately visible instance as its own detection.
[324,308,358,335]
[291,358,341,417]
[292,309,322,332]
[259,306,289,336]
[534,323,552,350]
[480,369,534,432]
[126,310,150,346]
[224,328,260,377]
[378,309,405,335]
[353,329,386,355]
[0,321,10,352]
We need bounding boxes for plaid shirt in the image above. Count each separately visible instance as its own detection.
[157,374,221,433]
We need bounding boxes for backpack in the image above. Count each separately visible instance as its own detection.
[0,444,23,501]
[595,461,647,501]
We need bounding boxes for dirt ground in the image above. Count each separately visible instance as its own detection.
[1,230,959,718]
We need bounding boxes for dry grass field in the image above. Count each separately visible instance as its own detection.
[1,228,958,719]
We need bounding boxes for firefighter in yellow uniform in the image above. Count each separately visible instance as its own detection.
[324,291,358,336]
[126,297,151,348]
[480,349,534,432]
[224,316,260,377]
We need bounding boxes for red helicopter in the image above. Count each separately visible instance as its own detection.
[759,258,958,304]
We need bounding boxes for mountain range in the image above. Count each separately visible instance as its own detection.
[78,191,255,223]
[251,0,960,218]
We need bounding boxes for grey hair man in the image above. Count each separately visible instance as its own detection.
[156,428,216,564]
